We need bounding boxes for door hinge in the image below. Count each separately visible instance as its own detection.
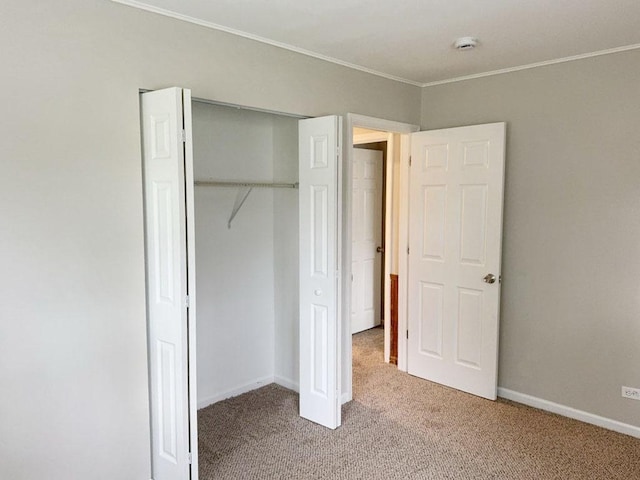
[181,129,186,143]
[187,452,192,464]
[185,295,190,308]
[406,330,409,339]
[407,246,410,255]
[409,156,412,166]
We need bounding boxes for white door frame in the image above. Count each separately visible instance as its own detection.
[342,114,418,402]
[183,95,199,478]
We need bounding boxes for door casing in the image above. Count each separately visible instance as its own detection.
[342,114,419,402]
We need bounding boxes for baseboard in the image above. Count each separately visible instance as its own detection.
[198,375,274,409]
[498,387,640,439]
[341,392,352,404]
[274,375,299,392]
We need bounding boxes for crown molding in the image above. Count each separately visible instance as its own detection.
[110,0,423,87]
[421,43,640,87]
[111,1,640,90]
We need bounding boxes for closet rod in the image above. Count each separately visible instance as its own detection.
[194,180,298,189]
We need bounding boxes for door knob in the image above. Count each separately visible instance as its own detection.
[314,289,322,296]
[483,273,496,284]
[376,246,384,253]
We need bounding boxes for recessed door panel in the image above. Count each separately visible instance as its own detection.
[312,304,329,397]
[419,282,444,358]
[463,140,489,168]
[151,114,171,160]
[425,144,449,170]
[311,185,328,277]
[421,185,446,261]
[153,182,175,303]
[311,135,329,169]
[456,288,483,369]
[158,340,178,463]
[363,188,376,241]
[460,185,488,266]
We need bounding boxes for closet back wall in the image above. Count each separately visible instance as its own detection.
[193,102,299,407]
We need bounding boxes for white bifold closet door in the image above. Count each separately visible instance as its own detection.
[141,87,198,480]
[298,115,342,429]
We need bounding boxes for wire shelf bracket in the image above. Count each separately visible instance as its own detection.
[194,180,298,228]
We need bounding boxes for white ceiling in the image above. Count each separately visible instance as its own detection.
[116,0,640,86]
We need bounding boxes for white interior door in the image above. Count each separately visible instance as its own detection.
[298,115,342,429]
[141,87,197,480]
[351,148,383,334]
[407,123,505,400]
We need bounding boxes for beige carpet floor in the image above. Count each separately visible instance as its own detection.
[198,327,640,479]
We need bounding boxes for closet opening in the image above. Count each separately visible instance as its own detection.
[193,98,304,408]
[190,99,306,476]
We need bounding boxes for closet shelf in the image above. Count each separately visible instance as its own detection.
[194,180,298,228]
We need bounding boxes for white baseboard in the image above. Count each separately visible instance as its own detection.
[198,375,274,409]
[341,392,352,404]
[274,375,299,392]
[498,387,640,439]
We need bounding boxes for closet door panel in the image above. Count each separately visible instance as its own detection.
[299,115,341,430]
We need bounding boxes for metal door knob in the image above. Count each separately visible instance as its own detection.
[376,246,384,253]
[483,274,496,284]
[314,289,322,296]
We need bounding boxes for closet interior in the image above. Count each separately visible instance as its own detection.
[192,100,301,409]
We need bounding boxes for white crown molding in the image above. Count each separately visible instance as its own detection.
[110,0,423,87]
[498,387,640,439]
[421,43,640,87]
[111,1,640,90]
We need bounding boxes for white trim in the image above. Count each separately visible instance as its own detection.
[197,376,274,410]
[349,114,419,135]
[110,0,422,87]
[273,375,299,393]
[353,131,390,145]
[345,115,419,394]
[498,387,640,439]
[382,135,394,365]
[183,88,199,480]
[422,44,640,87]
[396,134,411,373]
[112,1,640,89]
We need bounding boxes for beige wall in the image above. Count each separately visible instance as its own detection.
[421,50,640,427]
[0,1,420,479]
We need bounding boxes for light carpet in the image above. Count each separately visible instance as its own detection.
[198,327,640,479]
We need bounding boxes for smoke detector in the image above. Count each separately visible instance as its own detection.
[453,37,479,51]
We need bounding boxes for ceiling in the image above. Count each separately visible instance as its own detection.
[115,0,640,86]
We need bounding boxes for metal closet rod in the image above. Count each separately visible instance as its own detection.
[194,180,298,189]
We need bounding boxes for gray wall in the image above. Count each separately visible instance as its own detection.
[421,50,640,427]
[273,116,301,389]
[0,1,420,479]
[193,103,278,407]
